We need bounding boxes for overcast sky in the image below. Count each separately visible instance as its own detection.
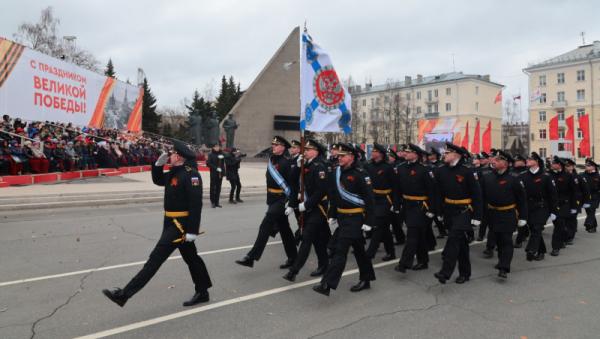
[2,0,599,118]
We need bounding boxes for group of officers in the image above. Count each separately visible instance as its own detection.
[235,135,600,296]
[102,135,600,308]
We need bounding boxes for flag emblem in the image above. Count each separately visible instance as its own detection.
[314,66,344,110]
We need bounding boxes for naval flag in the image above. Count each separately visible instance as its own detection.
[300,30,352,134]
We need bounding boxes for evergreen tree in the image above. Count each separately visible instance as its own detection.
[104,58,116,78]
[215,75,242,121]
[141,78,161,133]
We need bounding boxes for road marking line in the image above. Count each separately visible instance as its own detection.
[0,241,282,288]
[74,215,595,339]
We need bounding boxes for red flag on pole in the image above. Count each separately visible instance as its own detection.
[482,120,492,152]
[548,115,559,140]
[565,115,575,155]
[461,121,469,149]
[471,120,480,153]
[579,114,591,157]
[494,90,502,104]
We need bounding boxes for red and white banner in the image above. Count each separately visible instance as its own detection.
[0,37,142,131]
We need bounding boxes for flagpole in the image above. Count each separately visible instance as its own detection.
[298,25,306,233]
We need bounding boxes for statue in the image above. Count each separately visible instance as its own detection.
[206,111,220,147]
[189,115,204,146]
[222,114,239,149]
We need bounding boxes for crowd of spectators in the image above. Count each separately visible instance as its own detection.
[0,114,205,176]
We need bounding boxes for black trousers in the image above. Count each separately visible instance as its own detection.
[247,211,297,262]
[495,231,514,272]
[525,222,546,254]
[209,173,223,205]
[585,207,598,230]
[290,211,330,273]
[123,218,212,299]
[565,214,578,241]
[434,217,447,236]
[515,226,530,245]
[398,226,429,268]
[440,228,471,279]
[552,217,567,250]
[323,236,375,289]
[478,220,488,239]
[366,215,395,258]
[228,177,241,201]
[391,212,406,244]
[486,227,497,250]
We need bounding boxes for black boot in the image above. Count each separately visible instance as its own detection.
[235,256,254,267]
[312,282,330,296]
[183,290,209,306]
[350,280,370,292]
[483,248,494,259]
[412,263,428,271]
[279,259,294,269]
[381,253,396,262]
[310,266,327,277]
[102,288,128,307]
[498,269,508,280]
[236,198,244,203]
[534,253,545,261]
[455,276,469,284]
[526,252,535,261]
[394,263,407,273]
[229,199,237,204]
[282,271,297,282]
[550,249,560,256]
[434,272,448,284]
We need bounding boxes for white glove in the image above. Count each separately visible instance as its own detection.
[426,212,435,219]
[217,154,224,159]
[184,233,198,242]
[296,155,303,167]
[298,202,306,212]
[361,224,372,232]
[549,213,557,221]
[437,216,444,222]
[155,152,169,166]
[517,219,527,227]
[570,209,577,215]
[471,219,481,226]
[583,203,591,209]
[328,218,338,228]
[216,168,222,172]
[390,206,395,212]
[285,207,294,216]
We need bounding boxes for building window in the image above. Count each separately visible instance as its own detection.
[577,128,583,139]
[557,72,565,84]
[434,89,438,97]
[370,98,374,106]
[577,89,585,101]
[405,93,411,101]
[540,93,547,103]
[539,75,547,86]
[416,91,421,100]
[446,87,451,96]
[475,86,479,95]
[558,127,565,139]
[557,91,565,102]
[416,106,422,114]
[362,112,366,120]
[539,148,547,158]
[578,148,583,158]
[558,143,565,151]
[577,108,585,118]
[577,70,585,81]
[539,129,547,139]
[427,104,433,114]
[475,102,479,112]
[362,99,366,107]
[446,103,451,112]
[427,90,432,101]
[539,111,546,121]
[375,98,380,106]
[557,111,565,121]
[384,96,390,104]
[434,103,438,112]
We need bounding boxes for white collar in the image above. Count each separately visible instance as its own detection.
[529,167,540,174]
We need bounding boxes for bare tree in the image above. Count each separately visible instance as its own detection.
[13,7,99,72]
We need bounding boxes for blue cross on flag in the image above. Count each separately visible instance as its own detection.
[300,30,352,134]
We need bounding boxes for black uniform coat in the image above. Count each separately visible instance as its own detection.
[480,169,528,233]
[520,168,558,225]
[394,160,437,228]
[152,164,203,234]
[550,170,578,218]
[365,159,394,218]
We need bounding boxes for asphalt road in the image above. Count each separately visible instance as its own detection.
[2,198,600,339]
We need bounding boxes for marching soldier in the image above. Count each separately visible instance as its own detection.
[522,152,558,261]
[394,144,437,273]
[389,147,407,245]
[548,156,577,256]
[313,143,376,296]
[474,153,493,243]
[564,158,591,245]
[480,150,527,279]
[433,143,483,284]
[428,148,447,239]
[207,143,225,208]
[583,158,600,233]
[102,141,212,307]
[283,139,331,281]
[235,136,298,268]
[512,154,530,248]
[365,143,396,261]
[288,139,303,242]
[225,148,244,204]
